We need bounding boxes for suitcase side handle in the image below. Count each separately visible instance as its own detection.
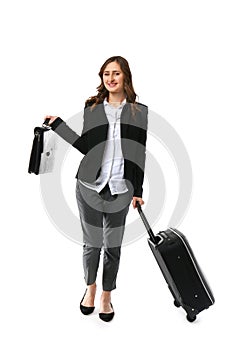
[136,202,157,244]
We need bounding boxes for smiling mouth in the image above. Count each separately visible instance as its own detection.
[107,83,117,87]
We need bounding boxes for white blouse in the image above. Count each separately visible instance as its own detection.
[78,97,129,195]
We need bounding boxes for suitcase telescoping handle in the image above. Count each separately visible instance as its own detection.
[136,202,157,244]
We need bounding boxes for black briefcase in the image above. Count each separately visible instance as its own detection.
[137,203,215,322]
[28,118,56,175]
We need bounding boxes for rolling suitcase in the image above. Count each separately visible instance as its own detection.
[136,202,215,322]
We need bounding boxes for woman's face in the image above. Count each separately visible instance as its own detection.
[103,61,125,94]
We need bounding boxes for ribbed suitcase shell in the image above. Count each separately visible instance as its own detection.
[148,228,215,322]
[137,203,215,322]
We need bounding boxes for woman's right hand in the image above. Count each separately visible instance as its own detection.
[44,115,58,125]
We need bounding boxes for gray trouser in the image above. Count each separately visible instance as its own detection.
[75,180,131,291]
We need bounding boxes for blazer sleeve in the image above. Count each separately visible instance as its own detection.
[133,107,148,197]
[49,110,88,155]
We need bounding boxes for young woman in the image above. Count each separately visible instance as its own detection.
[45,56,148,322]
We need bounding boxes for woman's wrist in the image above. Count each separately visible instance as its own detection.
[49,117,64,130]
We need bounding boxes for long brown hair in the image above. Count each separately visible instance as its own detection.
[85,56,140,114]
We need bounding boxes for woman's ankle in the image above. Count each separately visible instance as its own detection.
[87,282,97,292]
[101,291,111,301]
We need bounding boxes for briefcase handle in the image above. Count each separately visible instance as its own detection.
[136,202,156,244]
[42,118,51,129]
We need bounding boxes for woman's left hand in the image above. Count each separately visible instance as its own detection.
[132,197,144,209]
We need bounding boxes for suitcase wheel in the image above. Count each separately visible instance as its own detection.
[174,300,180,308]
[186,314,197,323]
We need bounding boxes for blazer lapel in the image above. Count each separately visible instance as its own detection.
[99,102,131,157]
[99,101,131,135]
[99,103,109,125]
[120,102,130,138]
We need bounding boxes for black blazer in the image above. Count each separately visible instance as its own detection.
[50,102,148,197]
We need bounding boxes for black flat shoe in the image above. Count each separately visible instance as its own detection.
[99,303,115,322]
[80,289,95,315]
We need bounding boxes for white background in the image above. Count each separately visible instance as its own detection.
[1,0,232,349]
